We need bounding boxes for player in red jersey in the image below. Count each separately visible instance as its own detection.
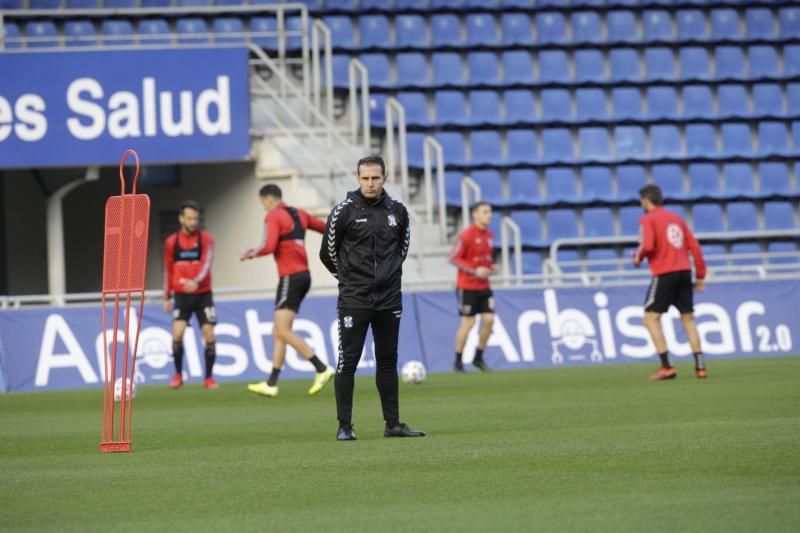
[450,202,498,372]
[241,184,335,397]
[633,185,708,381]
[163,200,218,389]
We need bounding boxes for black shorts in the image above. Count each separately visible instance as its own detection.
[457,288,495,316]
[644,270,694,314]
[275,271,311,312]
[173,291,217,326]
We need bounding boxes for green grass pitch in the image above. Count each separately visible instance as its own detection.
[1,357,799,532]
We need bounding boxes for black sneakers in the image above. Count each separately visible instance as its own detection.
[454,361,465,373]
[472,358,490,372]
[384,422,426,438]
[336,425,357,441]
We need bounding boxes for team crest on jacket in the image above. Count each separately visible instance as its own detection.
[387,214,397,227]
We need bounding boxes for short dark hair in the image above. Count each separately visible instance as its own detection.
[259,184,282,199]
[638,184,664,205]
[471,201,491,214]
[356,155,386,176]
[180,200,200,213]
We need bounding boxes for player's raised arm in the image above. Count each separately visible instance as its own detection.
[242,212,280,261]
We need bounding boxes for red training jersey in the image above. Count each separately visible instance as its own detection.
[247,203,326,278]
[634,206,706,279]
[163,230,214,299]
[450,224,495,291]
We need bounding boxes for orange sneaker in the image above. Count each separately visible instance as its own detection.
[649,367,677,381]
[695,368,707,379]
[203,377,219,389]
[169,373,183,389]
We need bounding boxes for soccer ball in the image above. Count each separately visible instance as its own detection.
[401,360,427,384]
[113,377,137,402]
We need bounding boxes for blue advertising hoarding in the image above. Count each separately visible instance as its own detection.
[0,281,797,392]
[0,48,250,168]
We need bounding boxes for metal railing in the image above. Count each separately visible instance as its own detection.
[385,97,410,204]
[459,176,480,230]
[500,216,523,287]
[423,135,447,241]
[348,58,370,154]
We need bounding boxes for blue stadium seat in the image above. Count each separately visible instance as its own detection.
[2,22,22,49]
[653,164,685,199]
[583,208,615,237]
[324,16,356,49]
[546,209,579,242]
[471,170,506,206]
[102,20,135,46]
[361,53,393,88]
[175,18,209,45]
[434,91,466,125]
[645,48,675,81]
[360,15,392,48]
[443,171,462,206]
[767,242,799,264]
[789,84,800,114]
[746,8,776,39]
[177,0,210,7]
[688,163,720,198]
[471,131,505,166]
[64,20,97,47]
[545,168,579,203]
[643,10,672,41]
[430,14,461,47]
[406,133,426,168]
[368,93,387,127]
[779,8,800,37]
[730,243,764,265]
[701,244,727,268]
[541,128,573,163]
[436,132,469,166]
[586,248,619,273]
[727,202,759,232]
[753,84,784,116]
[431,0,464,7]
[676,9,707,40]
[759,163,793,196]
[213,18,245,44]
[511,211,546,247]
[250,17,277,50]
[538,50,569,83]
[394,0,427,7]
[646,86,678,119]
[764,202,796,230]
[716,46,746,78]
[29,0,59,7]
[397,92,430,126]
[610,49,641,81]
[556,249,582,274]
[722,123,753,156]
[396,15,427,49]
[1,0,24,7]
[507,170,540,206]
[470,91,502,125]
[536,12,567,44]
[788,46,800,76]
[325,0,358,9]
[612,88,643,119]
[502,51,535,84]
[468,52,500,85]
[540,89,572,122]
[504,90,535,124]
[650,125,681,159]
[507,130,538,165]
[692,204,725,233]
[579,128,611,161]
[104,0,136,6]
[574,50,605,82]
[572,11,602,44]
[619,206,642,235]
[615,127,646,160]
[749,46,779,78]
[294,0,322,10]
[519,252,543,274]
[25,21,58,48]
[683,85,714,118]
[718,84,749,118]
[141,0,172,5]
[501,13,533,45]
[617,165,646,201]
[607,10,638,42]
[685,124,717,157]
[329,55,350,88]
[723,164,756,197]
[679,47,711,80]
[466,13,498,46]
[576,88,607,120]
[67,0,100,7]
[397,53,430,87]
[581,167,614,202]
[138,19,171,46]
[758,122,790,155]
[711,9,740,39]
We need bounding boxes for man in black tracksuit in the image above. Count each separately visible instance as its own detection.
[320,155,426,441]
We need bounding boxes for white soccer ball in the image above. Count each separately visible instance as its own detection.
[113,377,137,402]
[401,360,427,384]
